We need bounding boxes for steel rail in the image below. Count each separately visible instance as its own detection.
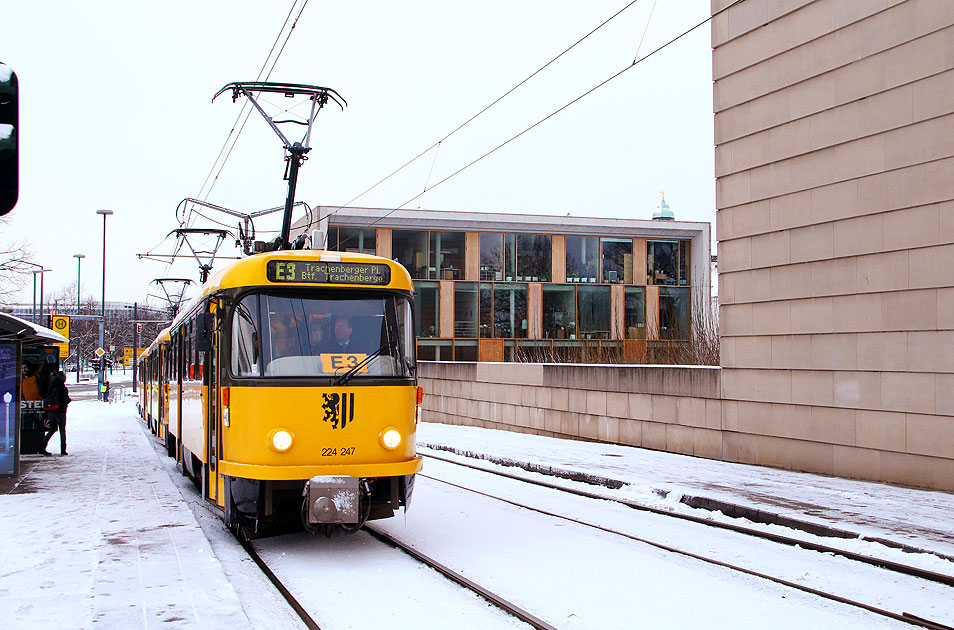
[238,535,323,630]
[363,525,559,630]
[424,451,954,587]
[420,471,954,630]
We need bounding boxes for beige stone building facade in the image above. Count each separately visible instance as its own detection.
[714,0,954,489]
[417,0,954,491]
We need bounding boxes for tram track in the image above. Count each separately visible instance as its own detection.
[420,455,954,630]
[364,525,558,630]
[422,450,954,587]
[238,533,324,630]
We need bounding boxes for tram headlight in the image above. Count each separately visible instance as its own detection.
[380,427,402,450]
[269,429,294,452]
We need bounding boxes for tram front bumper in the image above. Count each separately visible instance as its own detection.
[304,476,360,524]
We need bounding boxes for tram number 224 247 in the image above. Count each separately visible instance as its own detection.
[321,446,357,457]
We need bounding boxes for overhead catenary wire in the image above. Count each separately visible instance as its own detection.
[339,0,746,242]
[316,0,645,227]
[145,1,303,264]
[146,0,312,281]
[195,0,311,214]
[193,0,303,206]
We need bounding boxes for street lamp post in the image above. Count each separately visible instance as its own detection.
[74,254,85,383]
[125,303,139,392]
[23,263,50,324]
[96,209,113,399]
[31,269,36,322]
[38,267,50,324]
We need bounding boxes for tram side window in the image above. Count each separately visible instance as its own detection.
[232,295,262,377]
[197,315,206,384]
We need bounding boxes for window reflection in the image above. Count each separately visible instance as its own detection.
[516,234,551,282]
[566,236,599,283]
[542,284,576,339]
[577,285,610,339]
[454,282,478,337]
[479,282,493,338]
[414,281,439,338]
[648,240,690,286]
[393,230,428,279]
[429,231,465,280]
[492,283,528,338]
[624,286,646,339]
[659,287,690,339]
[602,238,633,284]
[333,228,376,254]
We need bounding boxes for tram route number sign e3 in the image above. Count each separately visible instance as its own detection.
[266,260,391,286]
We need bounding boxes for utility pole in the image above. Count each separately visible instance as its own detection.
[132,302,138,392]
[96,209,113,399]
[74,254,85,383]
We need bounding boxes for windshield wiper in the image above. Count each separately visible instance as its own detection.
[332,341,394,386]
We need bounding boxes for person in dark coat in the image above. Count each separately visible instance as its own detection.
[42,371,71,456]
[326,316,355,352]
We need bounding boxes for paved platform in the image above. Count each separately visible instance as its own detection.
[0,395,303,630]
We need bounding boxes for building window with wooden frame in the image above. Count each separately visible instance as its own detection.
[429,231,465,280]
[479,282,494,338]
[542,284,576,339]
[647,240,690,286]
[602,237,633,284]
[516,234,551,282]
[492,283,528,338]
[479,233,515,281]
[566,236,599,283]
[577,285,611,339]
[414,281,439,338]
[332,227,376,254]
[393,230,428,279]
[417,339,451,361]
[454,339,478,361]
[624,286,646,340]
[454,282,479,337]
[659,286,690,340]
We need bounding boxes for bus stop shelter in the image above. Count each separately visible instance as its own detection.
[0,312,68,476]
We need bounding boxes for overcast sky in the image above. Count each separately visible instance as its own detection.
[2,0,715,308]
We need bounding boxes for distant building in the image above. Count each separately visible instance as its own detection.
[294,206,710,361]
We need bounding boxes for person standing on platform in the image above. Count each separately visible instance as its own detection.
[41,371,71,456]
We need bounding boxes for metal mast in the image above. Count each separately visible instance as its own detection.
[212,82,345,250]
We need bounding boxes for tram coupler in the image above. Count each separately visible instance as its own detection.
[304,476,359,524]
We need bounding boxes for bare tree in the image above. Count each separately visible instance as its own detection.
[514,284,719,366]
[0,215,35,306]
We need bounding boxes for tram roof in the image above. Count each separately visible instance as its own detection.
[202,250,412,295]
[168,251,414,330]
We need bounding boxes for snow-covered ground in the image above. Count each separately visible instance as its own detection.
[417,423,954,560]
[3,396,953,629]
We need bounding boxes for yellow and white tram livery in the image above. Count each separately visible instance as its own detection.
[144,251,422,534]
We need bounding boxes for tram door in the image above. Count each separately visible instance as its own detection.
[204,305,222,506]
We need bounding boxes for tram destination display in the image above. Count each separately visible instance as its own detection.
[267,260,391,286]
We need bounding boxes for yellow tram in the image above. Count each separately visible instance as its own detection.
[138,327,171,441]
[139,250,422,535]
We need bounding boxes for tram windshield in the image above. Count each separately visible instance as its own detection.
[230,291,415,379]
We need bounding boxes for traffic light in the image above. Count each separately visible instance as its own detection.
[0,62,17,216]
